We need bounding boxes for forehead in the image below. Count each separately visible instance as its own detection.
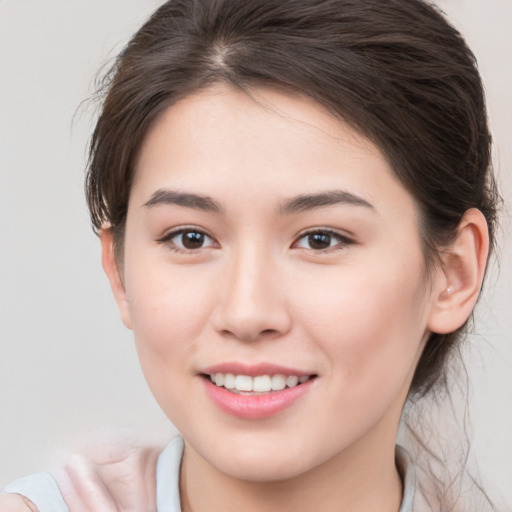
[131,85,416,221]
[136,85,374,169]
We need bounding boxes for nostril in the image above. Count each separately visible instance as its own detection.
[227,328,282,343]
[213,293,292,342]
[261,328,280,337]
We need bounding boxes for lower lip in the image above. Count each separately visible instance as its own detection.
[201,377,315,420]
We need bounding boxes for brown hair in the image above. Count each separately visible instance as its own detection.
[86,0,499,396]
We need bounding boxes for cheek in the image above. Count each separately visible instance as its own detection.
[123,264,219,424]
[296,254,429,387]
[122,252,215,383]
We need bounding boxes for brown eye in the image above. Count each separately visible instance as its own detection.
[294,230,353,251]
[307,232,332,250]
[161,228,216,251]
[181,231,206,249]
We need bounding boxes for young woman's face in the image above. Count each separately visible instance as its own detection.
[114,85,439,481]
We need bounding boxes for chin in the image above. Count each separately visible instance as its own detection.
[192,430,323,483]
[217,454,312,483]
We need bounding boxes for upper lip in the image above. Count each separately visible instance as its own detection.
[200,362,315,377]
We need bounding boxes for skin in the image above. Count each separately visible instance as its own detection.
[96,85,489,512]
[0,85,488,512]
[0,494,38,512]
[96,85,488,512]
[0,441,160,512]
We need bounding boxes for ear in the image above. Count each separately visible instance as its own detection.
[427,208,490,334]
[99,228,133,330]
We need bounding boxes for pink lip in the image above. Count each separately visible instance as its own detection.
[202,378,314,420]
[199,362,316,420]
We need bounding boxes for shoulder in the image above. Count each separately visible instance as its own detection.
[1,473,68,512]
[0,435,185,512]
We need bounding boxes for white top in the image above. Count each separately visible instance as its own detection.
[2,437,416,512]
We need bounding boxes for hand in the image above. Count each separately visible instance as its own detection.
[0,493,39,512]
[54,431,163,512]
[1,428,167,512]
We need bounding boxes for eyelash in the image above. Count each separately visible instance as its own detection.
[157,227,354,254]
[157,227,217,253]
[292,229,355,253]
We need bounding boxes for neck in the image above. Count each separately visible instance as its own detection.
[180,426,403,512]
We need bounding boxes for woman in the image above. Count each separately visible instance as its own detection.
[1,0,504,510]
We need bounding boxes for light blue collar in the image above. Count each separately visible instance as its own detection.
[155,436,416,512]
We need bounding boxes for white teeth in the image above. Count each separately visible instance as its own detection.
[224,373,236,389]
[286,375,299,388]
[253,375,272,392]
[208,373,312,393]
[235,375,253,392]
[271,374,286,391]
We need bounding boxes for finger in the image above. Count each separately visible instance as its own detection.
[94,447,159,512]
[56,454,119,512]
[0,493,39,512]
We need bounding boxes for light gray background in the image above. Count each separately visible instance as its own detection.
[1,0,511,506]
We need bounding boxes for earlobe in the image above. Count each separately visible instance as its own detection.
[427,208,490,335]
[99,228,133,330]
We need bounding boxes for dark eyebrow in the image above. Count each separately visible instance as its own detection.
[280,190,375,215]
[143,189,222,213]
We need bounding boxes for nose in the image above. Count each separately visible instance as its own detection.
[212,245,292,342]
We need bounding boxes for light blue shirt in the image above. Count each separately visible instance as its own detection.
[3,437,416,511]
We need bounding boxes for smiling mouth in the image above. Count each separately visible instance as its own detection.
[202,373,317,394]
